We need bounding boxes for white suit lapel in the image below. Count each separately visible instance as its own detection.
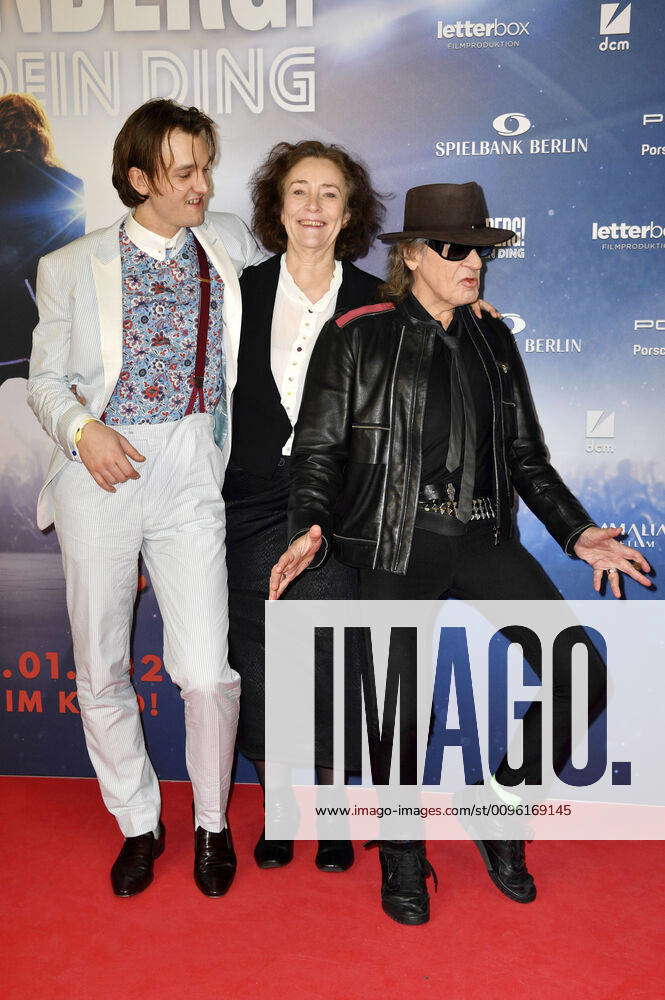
[193,219,242,392]
[92,217,125,404]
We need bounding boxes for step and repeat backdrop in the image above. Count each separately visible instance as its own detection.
[1,0,662,781]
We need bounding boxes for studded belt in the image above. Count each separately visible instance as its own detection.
[417,496,495,520]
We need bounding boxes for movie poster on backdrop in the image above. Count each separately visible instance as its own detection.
[0,0,662,780]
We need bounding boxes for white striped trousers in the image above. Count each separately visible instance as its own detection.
[53,413,239,837]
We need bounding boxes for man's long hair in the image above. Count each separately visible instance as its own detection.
[379,241,422,301]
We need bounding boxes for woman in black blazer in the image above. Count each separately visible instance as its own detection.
[224,140,384,874]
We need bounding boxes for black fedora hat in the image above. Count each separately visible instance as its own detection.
[378,182,515,246]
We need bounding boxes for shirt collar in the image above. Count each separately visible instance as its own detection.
[278,253,343,313]
[125,212,188,261]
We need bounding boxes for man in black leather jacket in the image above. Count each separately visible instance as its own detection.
[270,183,652,925]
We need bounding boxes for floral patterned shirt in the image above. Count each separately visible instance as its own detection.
[103,225,225,425]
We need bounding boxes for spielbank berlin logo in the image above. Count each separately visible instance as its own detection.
[435,114,588,158]
[599,3,631,52]
[492,114,530,137]
[501,314,526,335]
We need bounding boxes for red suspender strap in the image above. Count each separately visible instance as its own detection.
[185,238,212,415]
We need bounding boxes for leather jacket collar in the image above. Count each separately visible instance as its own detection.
[400,292,441,329]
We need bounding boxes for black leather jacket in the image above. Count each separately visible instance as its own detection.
[288,294,595,575]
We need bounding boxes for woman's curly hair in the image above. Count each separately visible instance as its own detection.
[250,139,386,261]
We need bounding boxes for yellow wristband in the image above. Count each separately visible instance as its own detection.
[74,418,96,446]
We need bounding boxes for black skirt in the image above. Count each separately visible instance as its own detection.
[223,458,362,769]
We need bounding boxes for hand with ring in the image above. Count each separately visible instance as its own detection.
[573,526,652,599]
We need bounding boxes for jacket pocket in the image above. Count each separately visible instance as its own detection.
[349,424,389,465]
[497,362,517,441]
[334,462,385,541]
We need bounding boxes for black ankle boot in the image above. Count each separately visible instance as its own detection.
[473,839,536,903]
[315,840,354,872]
[254,829,294,869]
[365,841,438,925]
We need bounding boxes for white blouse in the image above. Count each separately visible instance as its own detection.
[270,254,343,455]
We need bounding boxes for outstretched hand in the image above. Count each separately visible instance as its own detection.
[573,526,652,598]
[269,525,323,601]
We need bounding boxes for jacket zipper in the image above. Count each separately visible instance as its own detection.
[351,424,390,430]
[393,334,425,571]
[373,325,405,569]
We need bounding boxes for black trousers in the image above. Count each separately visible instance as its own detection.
[224,458,363,768]
[359,523,607,788]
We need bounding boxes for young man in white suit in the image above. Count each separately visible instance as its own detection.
[27,100,264,897]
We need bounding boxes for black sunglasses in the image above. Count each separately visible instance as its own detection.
[422,239,495,261]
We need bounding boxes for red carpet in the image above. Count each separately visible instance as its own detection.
[2,777,663,1000]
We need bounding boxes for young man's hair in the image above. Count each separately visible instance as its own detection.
[112,99,217,208]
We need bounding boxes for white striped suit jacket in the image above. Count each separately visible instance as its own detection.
[27,211,264,528]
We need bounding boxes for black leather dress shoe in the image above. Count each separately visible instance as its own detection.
[473,839,536,902]
[194,826,237,896]
[254,829,294,869]
[111,822,165,897]
[366,841,438,925]
[315,840,354,872]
